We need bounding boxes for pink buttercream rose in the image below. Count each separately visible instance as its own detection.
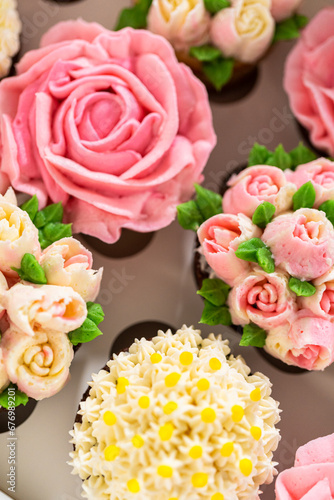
[275,433,334,499]
[299,268,334,322]
[284,7,334,157]
[0,21,216,243]
[270,0,304,22]
[2,328,73,400]
[197,213,261,286]
[262,208,334,281]
[147,0,210,51]
[227,268,296,330]
[210,0,275,64]
[265,314,334,370]
[286,158,334,207]
[39,237,103,302]
[223,165,296,218]
[4,283,87,337]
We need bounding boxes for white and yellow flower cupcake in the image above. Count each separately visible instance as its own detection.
[0,0,21,78]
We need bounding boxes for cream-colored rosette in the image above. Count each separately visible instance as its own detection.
[0,0,21,78]
[70,325,281,500]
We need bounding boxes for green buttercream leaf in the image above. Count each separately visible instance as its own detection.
[319,200,334,226]
[256,247,275,274]
[0,384,29,409]
[252,202,276,228]
[177,200,204,231]
[68,318,103,346]
[12,253,47,284]
[268,144,292,171]
[248,143,271,167]
[289,142,317,169]
[20,195,39,222]
[199,300,232,326]
[115,0,152,30]
[177,185,222,231]
[288,277,316,297]
[239,324,267,348]
[202,57,234,91]
[189,44,222,62]
[204,0,231,14]
[34,203,63,229]
[292,181,316,210]
[87,302,105,326]
[294,14,309,29]
[42,222,72,244]
[235,238,266,263]
[273,14,305,42]
[197,278,230,306]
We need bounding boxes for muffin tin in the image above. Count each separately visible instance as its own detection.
[0,1,333,499]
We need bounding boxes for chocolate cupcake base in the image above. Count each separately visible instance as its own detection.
[0,398,38,434]
[81,230,155,259]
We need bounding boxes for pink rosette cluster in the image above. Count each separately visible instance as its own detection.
[284,7,334,157]
[0,21,216,244]
[197,213,261,286]
[223,165,296,218]
[275,433,334,499]
[0,189,103,403]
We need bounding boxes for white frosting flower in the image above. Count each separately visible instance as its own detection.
[0,347,10,392]
[70,325,281,500]
[0,193,40,275]
[0,0,21,78]
[39,237,103,302]
[5,283,87,336]
[2,328,74,400]
[210,0,275,64]
[147,0,211,51]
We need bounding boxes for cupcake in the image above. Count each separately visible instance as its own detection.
[178,143,334,371]
[0,0,21,79]
[116,0,307,94]
[0,20,216,248]
[70,325,281,500]
[0,188,104,429]
[275,433,334,499]
[284,7,334,158]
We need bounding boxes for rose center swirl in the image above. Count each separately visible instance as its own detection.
[294,218,324,242]
[247,282,278,312]
[0,208,22,241]
[237,6,267,37]
[207,223,242,252]
[23,344,54,377]
[320,289,334,315]
[248,175,279,197]
[315,171,334,188]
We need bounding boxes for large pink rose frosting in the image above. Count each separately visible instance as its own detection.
[275,433,334,499]
[265,314,334,370]
[262,208,334,281]
[197,213,261,286]
[0,21,216,243]
[223,165,296,218]
[227,269,296,330]
[286,158,334,207]
[284,7,334,157]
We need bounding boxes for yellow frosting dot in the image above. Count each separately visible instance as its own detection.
[220,442,234,457]
[138,396,150,409]
[197,378,210,391]
[116,377,129,394]
[250,426,262,441]
[250,388,262,402]
[189,446,203,459]
[127,479,140,493]
[132,435,144,448]
[180,351,193,366]
[240,458,253,477]
[165,373,181,388]
[103,411,117,426]
[151,353,162,364]
[231,405,244,423]
[209,357,222,371]
[211,494,224,500]
[163,402,178,415]
[169,498,178,500]
[192,472,208,488]
[104,445,120,461]
[201,408,216,423]
[159,423,174,441]
[158,465,173,478]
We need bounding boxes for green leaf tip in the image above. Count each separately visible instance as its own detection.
[12,253,47,285]
[240,324,267,348]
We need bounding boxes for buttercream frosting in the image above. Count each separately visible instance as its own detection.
[0,0,21,78]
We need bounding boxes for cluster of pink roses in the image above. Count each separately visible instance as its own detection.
[198,157,334,370]
[0,189,102,402]
[148,0,304,63]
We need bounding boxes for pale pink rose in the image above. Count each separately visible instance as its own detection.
[0,271,8,319]
[39,237,103,302]
[284,7,334,157]
[286,158,334,207]
[4,283,87,337]
[0,21,216,244]
[0,199,40,276]
[197,213,262,286]
[275,434,334,499]
[265,314,334,370]
[227,268,297,329]
[0,347,9,393]
[299,268,334,322]
[2,328,73,400]
[223,165,296,218]
[147,0,210,51]
[210,0,275,64]
[262,208,334,281]
[270,0,304,22]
